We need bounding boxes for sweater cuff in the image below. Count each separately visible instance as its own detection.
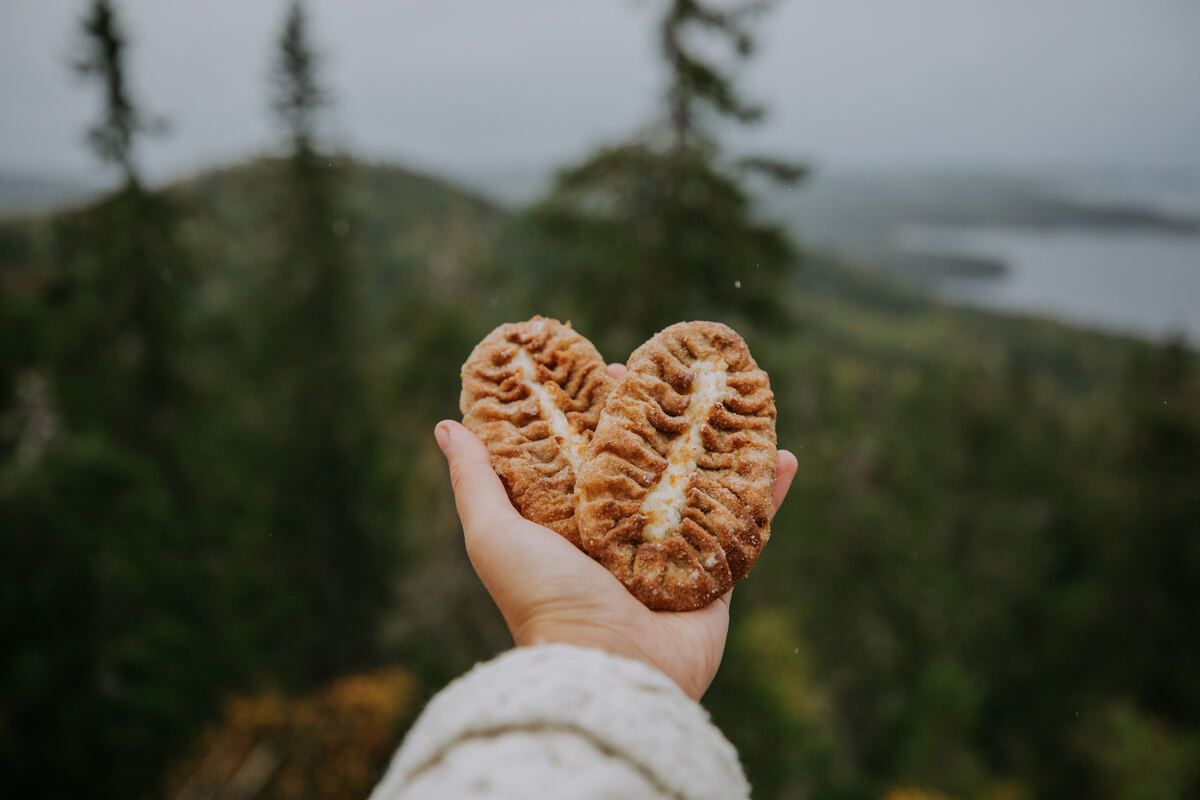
[370,643,748,800]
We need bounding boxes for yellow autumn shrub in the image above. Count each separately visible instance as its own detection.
[169,668,418,800]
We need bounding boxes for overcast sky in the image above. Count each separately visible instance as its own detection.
[2,0,1199,183]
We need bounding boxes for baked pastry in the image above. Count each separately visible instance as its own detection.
[575,322,776,610]
[460,316,615,547]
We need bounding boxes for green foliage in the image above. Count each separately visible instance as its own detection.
[1073,702,1200,800]
[43,187,194,467]
[0,436,222,797]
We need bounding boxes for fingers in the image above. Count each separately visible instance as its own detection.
[434,420,521,536]
[606,363,627,380]
[770,449,798,521]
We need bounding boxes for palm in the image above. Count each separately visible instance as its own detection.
[439,363,796,701]
[486,514,732,699]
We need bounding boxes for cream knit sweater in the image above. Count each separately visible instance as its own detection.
[369,643,750,799]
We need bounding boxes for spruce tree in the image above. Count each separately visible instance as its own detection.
[528,0,803,354]
[259,0,394,685]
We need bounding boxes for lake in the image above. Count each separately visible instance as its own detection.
[901,225,1200,344]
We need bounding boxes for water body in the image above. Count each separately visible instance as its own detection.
[905,225,1200,343]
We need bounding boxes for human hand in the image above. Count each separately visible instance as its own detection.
[435,364,798,701]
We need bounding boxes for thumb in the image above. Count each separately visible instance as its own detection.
[434,420,521,538]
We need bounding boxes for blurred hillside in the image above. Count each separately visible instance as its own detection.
[9,163,1198,289]
[3,155,1198,799]
[0,174,105,216]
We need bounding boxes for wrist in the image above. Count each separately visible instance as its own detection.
[512,618,646,666]
[511,618,715,701]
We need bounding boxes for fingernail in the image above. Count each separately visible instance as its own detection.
[434,422,452,451]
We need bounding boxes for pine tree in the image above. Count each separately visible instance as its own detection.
[74,0,163,187]
[528,0,803,353]
[271,0,328,158]
[64,0,190,470]
[258,0,395,685]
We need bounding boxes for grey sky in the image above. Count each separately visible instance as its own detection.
[2,0,1199,183]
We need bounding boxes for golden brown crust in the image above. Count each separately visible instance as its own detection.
[460,316,615,547]
[575,321,777,610]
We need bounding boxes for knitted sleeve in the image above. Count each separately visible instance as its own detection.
[368,643,750,800]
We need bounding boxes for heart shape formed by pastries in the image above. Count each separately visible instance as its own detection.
[575,322,776,610]
[460,316,616,547]
[460,318,776,611]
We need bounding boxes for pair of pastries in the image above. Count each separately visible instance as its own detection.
[460,317,777,611]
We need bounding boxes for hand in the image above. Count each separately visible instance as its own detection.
[435,364,798,701]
